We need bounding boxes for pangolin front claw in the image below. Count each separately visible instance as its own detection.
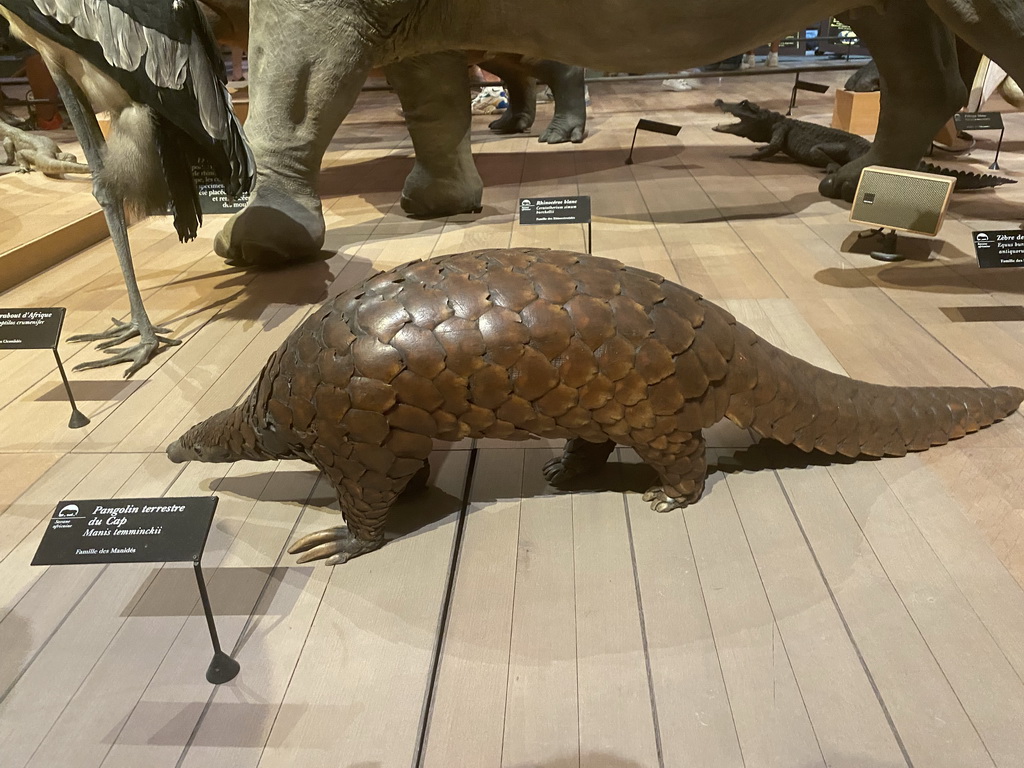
[287,526,385,565]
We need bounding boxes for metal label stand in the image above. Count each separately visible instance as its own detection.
[194,559,241,684]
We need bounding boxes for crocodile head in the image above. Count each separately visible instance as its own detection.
[712,99,782,143]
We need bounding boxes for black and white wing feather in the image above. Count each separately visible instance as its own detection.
[1,0,253,238]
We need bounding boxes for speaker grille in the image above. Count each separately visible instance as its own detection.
[850,166,955,236]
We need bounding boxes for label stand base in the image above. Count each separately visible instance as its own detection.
[53,349,90,429]
[194,559,240,684]
[206,651,241,685]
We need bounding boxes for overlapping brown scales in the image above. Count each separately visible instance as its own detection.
[172,248,1023,557]
[730,334,1023,458]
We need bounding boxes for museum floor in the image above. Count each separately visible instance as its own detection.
[2,71,1024,768]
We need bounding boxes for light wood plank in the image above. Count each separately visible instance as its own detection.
[252,450,469,768]
[573,477,659,767]
[500,449,580,767]
[626,469,743,768]
[685,475,826,768]
[422,448,523,768]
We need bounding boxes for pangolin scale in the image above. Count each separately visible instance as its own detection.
[167,248,1023,565]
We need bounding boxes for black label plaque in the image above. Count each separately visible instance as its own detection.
[954,111,1004,131]
[192,159,249,214]
[972,230,1024,268]
[636,118,682,136]
[32,496,218,566]
[519,196,591,225]
[795,79,830,94]
[0,307,64,349]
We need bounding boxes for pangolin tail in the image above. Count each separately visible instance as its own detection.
[724,325,1023,457]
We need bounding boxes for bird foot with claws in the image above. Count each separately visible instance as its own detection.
[288,527,385,565]
[69,317,181,377]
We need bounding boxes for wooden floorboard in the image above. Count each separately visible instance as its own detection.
[1,75,1023,767]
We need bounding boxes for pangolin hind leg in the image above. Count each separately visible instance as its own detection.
[635,432,708,513]
[288,440,433,566]
[542,437,616,485]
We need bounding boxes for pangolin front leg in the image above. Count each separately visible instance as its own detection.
[288,439,433,565]
[635,431,707,513]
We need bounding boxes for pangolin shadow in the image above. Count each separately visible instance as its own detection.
[547,439,861,497]
[206,440,863,547]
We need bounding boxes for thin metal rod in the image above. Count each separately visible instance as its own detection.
[587,220,593,254]
[625,124,639,165]
[787,73,800,115]
[193,560,223,655]
[990,126,1005,170]
[52,348,89,428]
[52,348,79,412]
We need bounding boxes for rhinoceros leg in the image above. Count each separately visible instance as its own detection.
[819,1,966,201]
[533,61,587,145]
[635,432,708,513]
[482,57,538,135]
[214,0,375,266]
[386,52,484,218]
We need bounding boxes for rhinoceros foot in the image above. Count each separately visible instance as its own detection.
[490,109,535,134]
[399,163,484,218]
[818,166,862,202]
[214,185,325,266]
[539,113,586,144]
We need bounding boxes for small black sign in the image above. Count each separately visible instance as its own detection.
[32,497,218,566]
[954,111,1004,132]
[192,159,249,214]
[972,230,1024,268]
[519,196,591,225]
[0,307,65,350]
[636,118,682,136]
[795,79,830,94]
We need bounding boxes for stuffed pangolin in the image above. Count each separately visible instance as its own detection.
[167,248,1023,565]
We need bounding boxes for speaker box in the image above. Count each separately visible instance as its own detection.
[849,166,955,236]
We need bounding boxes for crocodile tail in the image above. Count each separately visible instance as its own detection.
[723,325,1023,457]
[32,155,91,177]
[916,161,1016,190]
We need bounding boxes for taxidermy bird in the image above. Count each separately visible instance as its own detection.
[0,0,253,375]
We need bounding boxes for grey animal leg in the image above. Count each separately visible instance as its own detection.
[1,136,13,165]
[481,58,537,134]
[214,0,375,265]
[542,437,616,485]
[52,71,180,377]
[533,62,587,144]
[820,2,967,201]
[634,432,708,513]
[387,51,483,218]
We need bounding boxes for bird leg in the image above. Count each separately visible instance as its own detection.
[51,71,180,378]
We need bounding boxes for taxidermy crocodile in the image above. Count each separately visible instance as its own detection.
[713,99,1015,191]
[167,248,1024,566]
[0,119,90,177]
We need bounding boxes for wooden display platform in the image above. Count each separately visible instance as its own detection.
[0,157,107,293]
[2,74,1024,768]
